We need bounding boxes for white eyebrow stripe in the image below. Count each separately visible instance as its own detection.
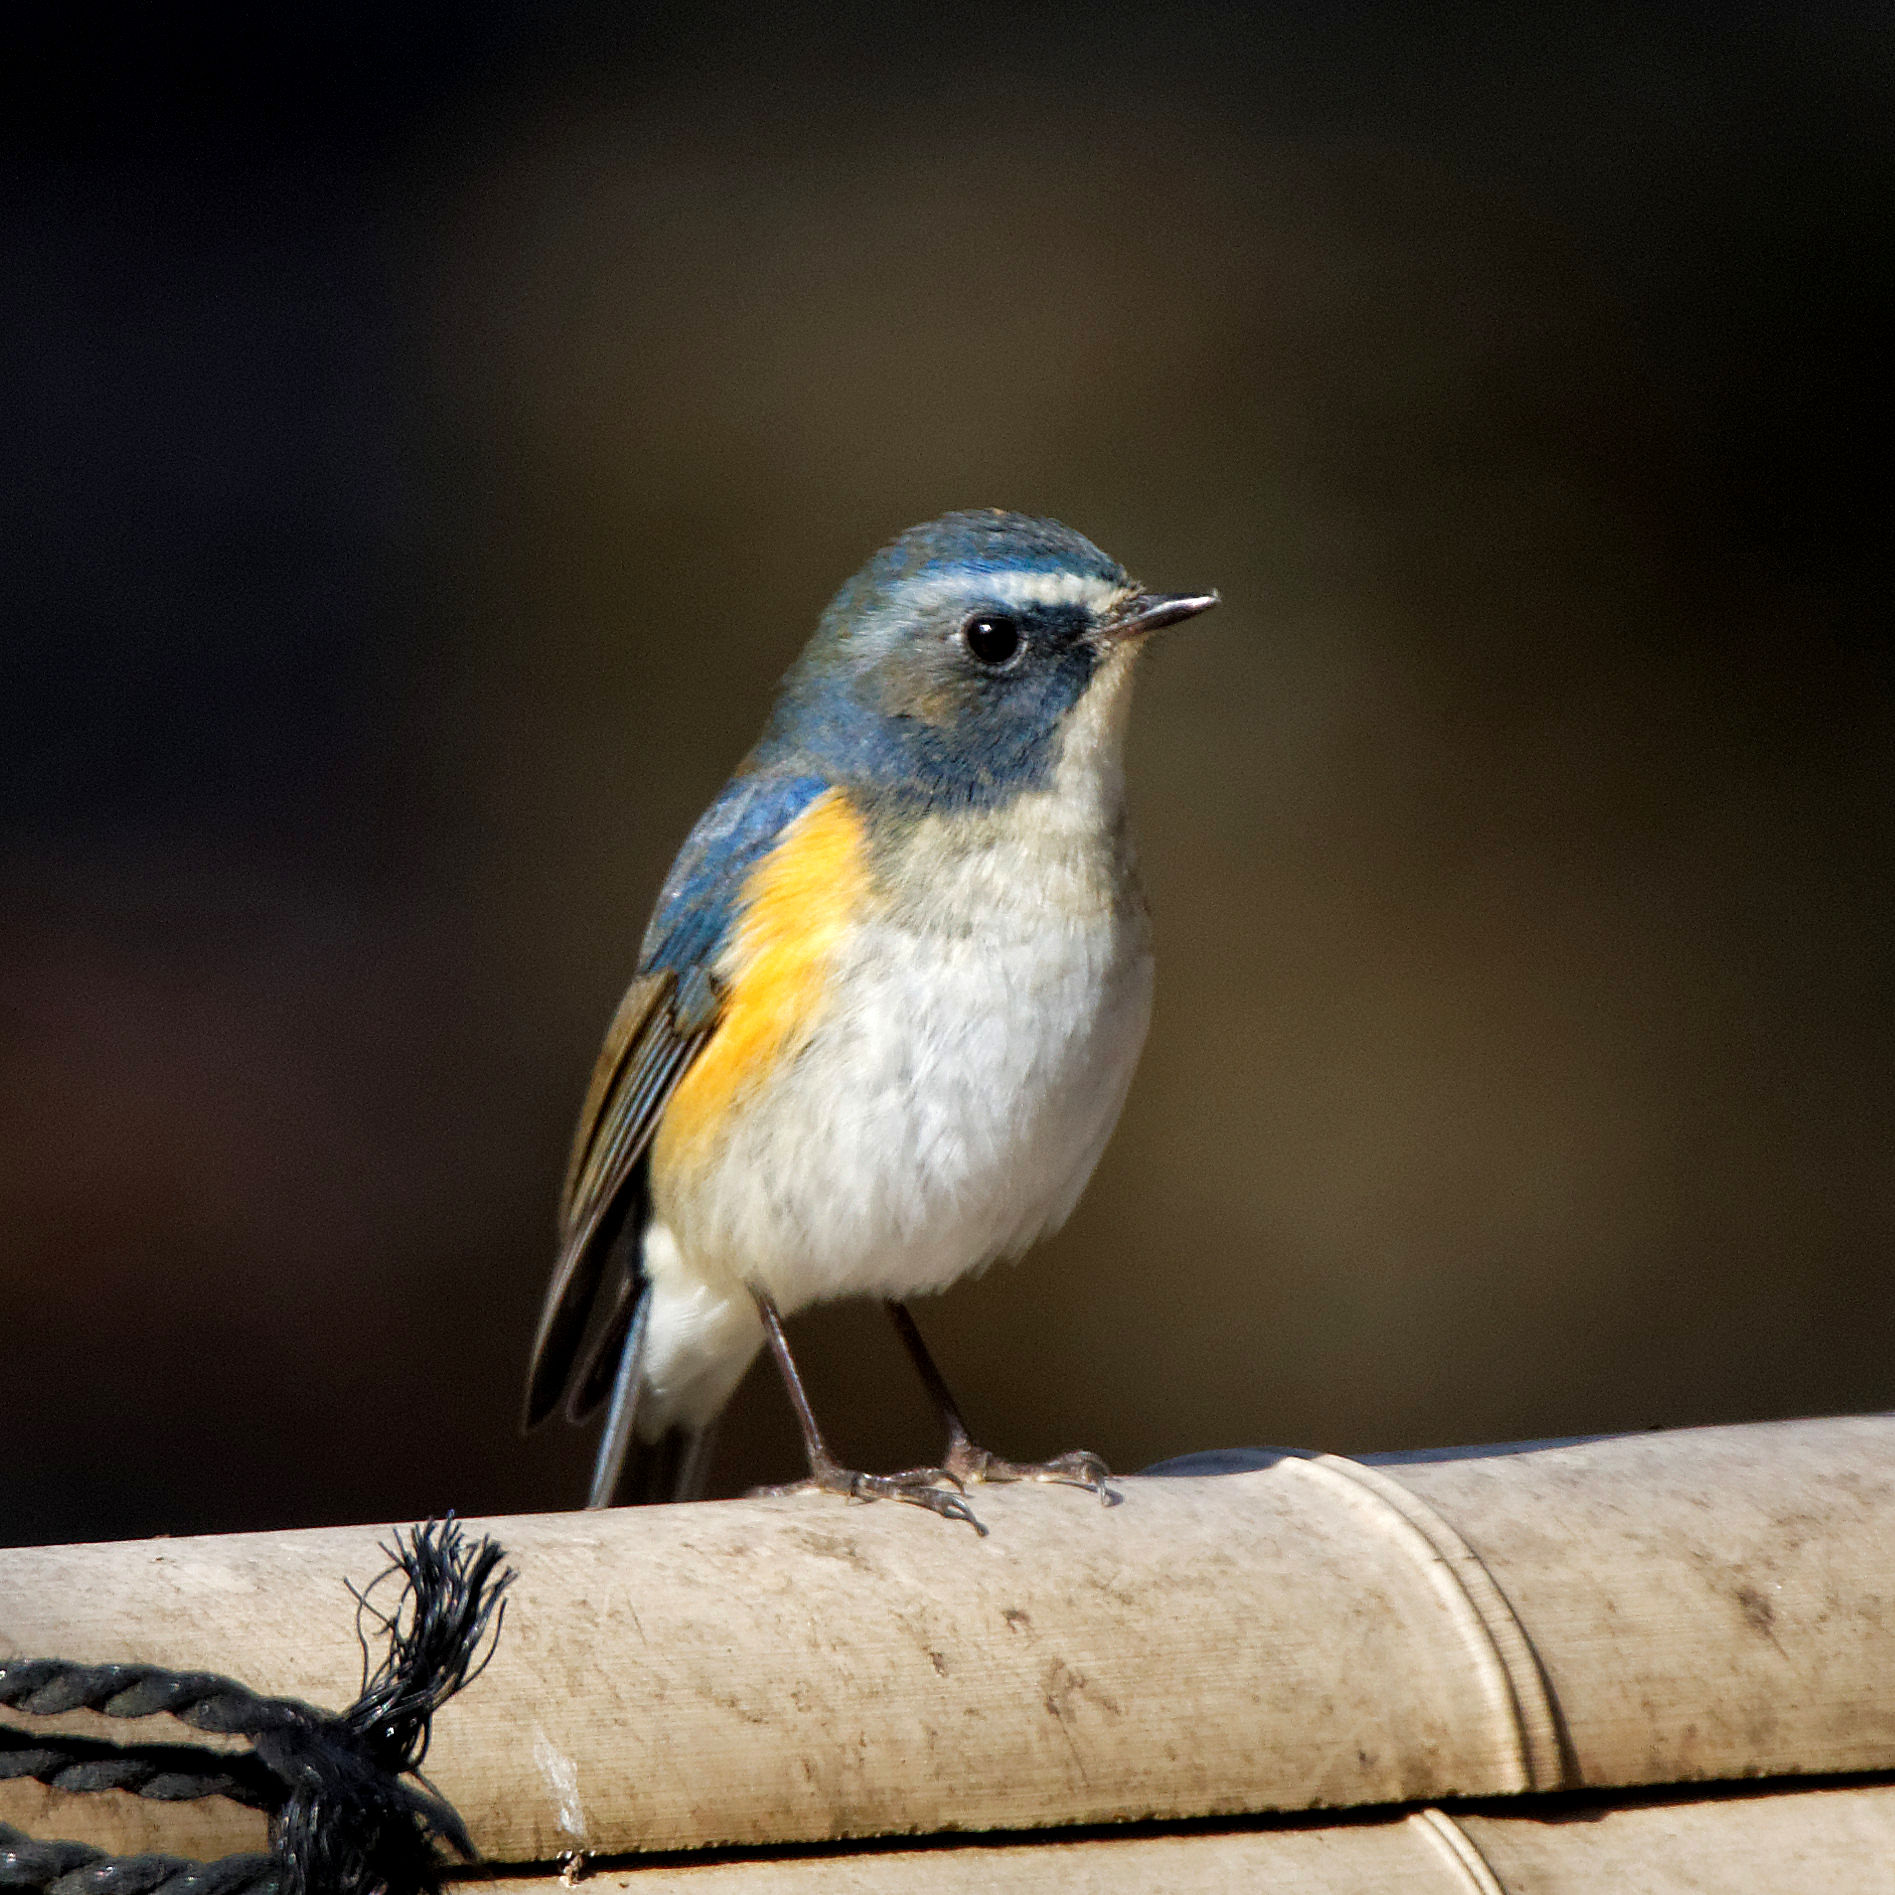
[977,569,1129,613]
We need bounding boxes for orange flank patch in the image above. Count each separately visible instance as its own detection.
[654,788,871,1177]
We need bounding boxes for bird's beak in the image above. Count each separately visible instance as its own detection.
[1101,589,1221,643]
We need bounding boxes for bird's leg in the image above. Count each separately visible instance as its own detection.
[753,1292,986,1534]
[886,1302,1115,1502]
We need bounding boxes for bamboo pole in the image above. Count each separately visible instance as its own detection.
[481,1783,1895,1893]
[2,1414,1892,1868]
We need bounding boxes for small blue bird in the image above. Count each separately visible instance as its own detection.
[523,510,1218,1528]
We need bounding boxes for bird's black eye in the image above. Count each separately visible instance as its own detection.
[963,615,1022,667]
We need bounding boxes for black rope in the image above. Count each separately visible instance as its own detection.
[0,1518,514,1895]
[0,1822,279,1895]
[0,1725,278,1805]
[0,1663,286,1734]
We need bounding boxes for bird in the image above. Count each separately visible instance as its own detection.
[523,509,1218,1529]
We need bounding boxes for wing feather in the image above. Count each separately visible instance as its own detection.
[558,972,668,1228]
[522,766,831,1436]
[524,974,713,1429]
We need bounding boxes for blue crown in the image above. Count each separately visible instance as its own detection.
[816,510,1127,638]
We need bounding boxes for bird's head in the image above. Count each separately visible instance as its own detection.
[756,509,1218,811]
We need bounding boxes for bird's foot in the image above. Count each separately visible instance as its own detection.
[754,1453,988,1536]
[945,1440,1118,1505]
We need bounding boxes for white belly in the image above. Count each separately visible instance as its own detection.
[681,892,1151,1307]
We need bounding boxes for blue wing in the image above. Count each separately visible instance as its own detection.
[523,766,829,1433]
[637,767,835,1030]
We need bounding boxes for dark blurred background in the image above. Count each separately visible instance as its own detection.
[2,3,1891,1547]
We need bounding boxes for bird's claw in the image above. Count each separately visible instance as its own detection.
[946,1442,1119,1505]
[753,1459,988,1535]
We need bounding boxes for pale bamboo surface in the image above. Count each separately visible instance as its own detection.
[486,1784,1895,1893]
[3,1414,1892,1868]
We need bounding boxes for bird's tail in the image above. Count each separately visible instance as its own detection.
[584,1281,651,1508]
[583,1282,720,1507]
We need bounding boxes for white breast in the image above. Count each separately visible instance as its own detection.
[665,809,1152,1310]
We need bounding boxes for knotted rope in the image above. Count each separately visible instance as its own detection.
[0,1518,513,1895]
